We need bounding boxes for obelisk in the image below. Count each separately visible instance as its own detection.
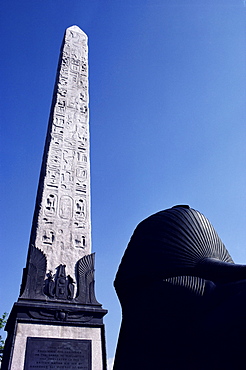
[2,26,107,370]
[28,24,91,280]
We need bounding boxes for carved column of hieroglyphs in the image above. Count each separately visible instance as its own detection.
[30,26,90,282]
[1,26,107,370]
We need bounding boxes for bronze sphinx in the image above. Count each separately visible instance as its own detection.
[114,205,246,369]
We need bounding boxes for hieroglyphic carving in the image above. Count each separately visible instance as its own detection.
[73,233,86,249]
[59,196,73,219]
[75,197,86,220]
[42,229,55,245]
[44,194,58,216]
[29,26,91,285]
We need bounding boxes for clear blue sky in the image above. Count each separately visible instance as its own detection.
[1,0,246,364]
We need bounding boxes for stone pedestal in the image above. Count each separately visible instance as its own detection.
[2,301,107,370]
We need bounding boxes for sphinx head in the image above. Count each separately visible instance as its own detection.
[114,205,233,295]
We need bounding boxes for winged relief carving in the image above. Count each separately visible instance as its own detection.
[75,253,101,305]
[20,245,47,299]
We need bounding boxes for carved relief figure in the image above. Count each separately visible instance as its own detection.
[44,265,75,301]
[67,275,75,299]
[55,264,67,299]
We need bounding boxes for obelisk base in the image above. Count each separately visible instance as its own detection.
[2,301,107,370]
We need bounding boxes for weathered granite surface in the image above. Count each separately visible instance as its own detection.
[29,25,91,282]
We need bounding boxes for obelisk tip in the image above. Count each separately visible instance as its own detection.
[66,25,87,36]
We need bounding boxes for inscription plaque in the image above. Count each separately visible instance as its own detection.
[24,337,91,370]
